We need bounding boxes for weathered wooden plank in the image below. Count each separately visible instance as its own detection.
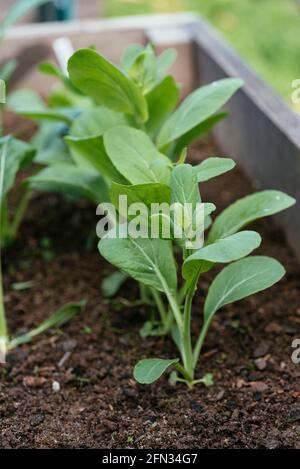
[190,17,300,259]
[2,13,197,94]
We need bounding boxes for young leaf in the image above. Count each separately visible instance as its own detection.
[65,135,127,183]
[146,76,180,136]
[9,300,85,349]
[110,182,170,215]
[0,59,17,82]
[70,107,128,138]
[68,48,148,123]
[122,44,144,71]
[182,231,262,280]
[7,89,45,112]
[27,163,108,204]
[101,271,129,298]
[194,157,236,183]
[156,49,177,76]
[209,190,296,242]
[128,47,157,94]
[157,78,243,149]
[0,137,35,201]
[104,126,171,184]
[204,256,285,323]
[171,164,201,206]
[170,164,201,247]
[134,358,179,384]
[172,112,228,158]
[99,237,177,295]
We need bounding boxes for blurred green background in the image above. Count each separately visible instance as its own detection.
[103,0,300,110]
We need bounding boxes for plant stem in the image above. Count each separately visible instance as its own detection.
[150,288,167,326]
[181,275,199,380]
[0,255,8,362]
[193,316,212,369]
[0,138,8,362]
[174,363,193,383]
[9,189,31,243]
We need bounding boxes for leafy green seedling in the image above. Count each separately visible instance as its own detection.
[99,158,295,388]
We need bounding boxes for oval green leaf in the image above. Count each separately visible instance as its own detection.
[209,190,296,242]
[204,256,285,323]
[68,48,148,123]
[134,358,179,384]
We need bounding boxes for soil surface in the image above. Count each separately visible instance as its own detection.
[1,138,300,449]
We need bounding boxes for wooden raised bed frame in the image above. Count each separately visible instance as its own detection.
[3,12,300,259]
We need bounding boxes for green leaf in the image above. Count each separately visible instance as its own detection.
[121,44,144,71]
[156,49,177,77]
[182,231,261,280]
[68,48,148,123]
[101,271,128,298]
[194,157,236,183]
[170,164,201,247]
[70,106,128,138]
[32,122,72,166]
[65,134,127,183]
[197,373,214,387]
[204,256,285,323]
[128,47,157,94]
[157,78,243,149]
[172,112,227,158]
[0,59,17,82]
[209,190,296,242]
[134,358,179,384]
[9,300,85,349]
[110,182,170,216]
[27,163,108,204]
[7,89,45,112]
[104,126,171,184]
[0,136,35,201]
[171,163,200,206]
[99,237,177,294]
[11,281,34,291]
[146,76,180,136]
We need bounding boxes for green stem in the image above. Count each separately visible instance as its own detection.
[150,288,167,326]
[0,254,8,361]
[174,363,193,383]
[181,275,198,379]
[177,281,188,305]
[193,316,212,369]
[9,189,31,242]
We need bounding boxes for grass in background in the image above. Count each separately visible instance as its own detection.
[104,0,300,110]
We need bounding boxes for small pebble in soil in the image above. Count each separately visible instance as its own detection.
[254,356,268,371]
[250,381,268,393]
[253,342,269,358]
[146,416,157,424]
[23,376,47,388]
[123,387,138,398]
[29,414,45,427]
[247,371,264,382]
[60,338,77,352]
[287,408,300,423]
[52,381,61,392]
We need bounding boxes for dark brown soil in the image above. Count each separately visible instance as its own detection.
[1,138,300,449]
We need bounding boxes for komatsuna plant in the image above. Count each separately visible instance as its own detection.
[22,45,244,335]
[98,158,295,388]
